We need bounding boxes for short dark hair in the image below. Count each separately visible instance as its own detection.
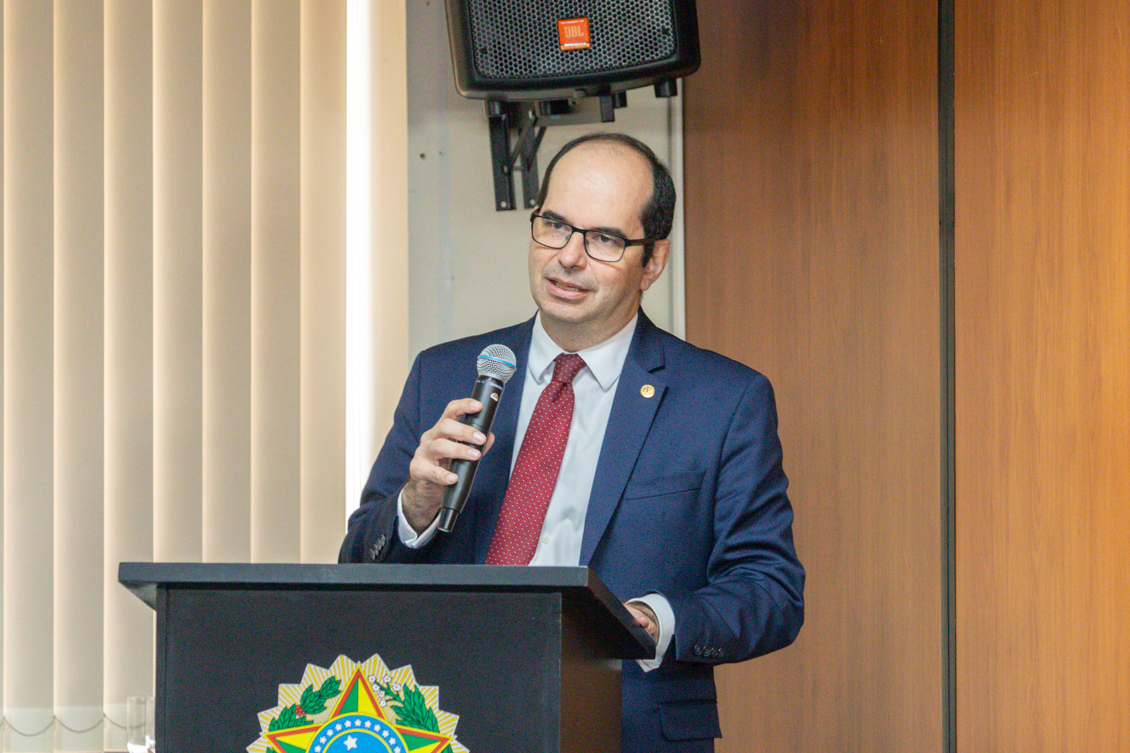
[534,132,676,265]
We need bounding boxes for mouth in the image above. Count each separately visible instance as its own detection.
[547,276,589,298]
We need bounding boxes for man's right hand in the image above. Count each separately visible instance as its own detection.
[402,398,495,534]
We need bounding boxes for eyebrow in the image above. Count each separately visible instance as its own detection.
[540,209,629,239]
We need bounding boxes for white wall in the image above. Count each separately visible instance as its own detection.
[406,0,685,358]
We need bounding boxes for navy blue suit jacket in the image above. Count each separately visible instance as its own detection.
[340,312,804,751]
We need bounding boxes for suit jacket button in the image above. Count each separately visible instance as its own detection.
[367,534,388,562]
[693,644,703,656]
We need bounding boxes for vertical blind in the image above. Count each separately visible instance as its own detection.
[1,0,407,750]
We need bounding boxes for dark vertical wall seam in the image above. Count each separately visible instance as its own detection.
[938,0,957,750]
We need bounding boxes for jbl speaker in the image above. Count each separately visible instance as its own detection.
[445,0,700,100]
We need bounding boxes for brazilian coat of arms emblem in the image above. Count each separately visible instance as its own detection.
[247,653,468,753]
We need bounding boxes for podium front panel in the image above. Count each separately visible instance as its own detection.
[157,586,620,752]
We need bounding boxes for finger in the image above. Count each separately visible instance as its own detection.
[433,417,489,447]
[624,603,649,628]
[409,455,458,487]
[430,436,484,464]
[440,397,485,422]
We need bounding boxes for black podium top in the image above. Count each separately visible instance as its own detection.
[119,562,655,660]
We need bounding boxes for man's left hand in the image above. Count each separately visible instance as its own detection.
[624,600,660,642]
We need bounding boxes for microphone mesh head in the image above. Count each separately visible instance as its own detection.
[477,344,518,384]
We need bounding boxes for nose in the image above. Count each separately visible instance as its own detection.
[557,229,588,268]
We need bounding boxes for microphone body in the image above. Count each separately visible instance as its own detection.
[437,345,516,532]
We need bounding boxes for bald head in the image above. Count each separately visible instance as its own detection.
[535,133,676,265]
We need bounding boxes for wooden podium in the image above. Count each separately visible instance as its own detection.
[119,563,654,753]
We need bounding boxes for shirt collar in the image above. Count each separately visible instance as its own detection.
[528,312,638,392]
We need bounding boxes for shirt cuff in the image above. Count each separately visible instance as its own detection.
[630,593,676,673]
[396,490,440,548]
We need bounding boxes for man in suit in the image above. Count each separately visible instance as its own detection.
[339,132,804,751]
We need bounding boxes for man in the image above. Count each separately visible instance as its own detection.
[340,133,804,752]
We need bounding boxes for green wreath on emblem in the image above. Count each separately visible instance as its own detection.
[267,676,342,732]
[374,679,453,753]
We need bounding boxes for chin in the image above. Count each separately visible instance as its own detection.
[540,304,587,325]
[538,298,594,327]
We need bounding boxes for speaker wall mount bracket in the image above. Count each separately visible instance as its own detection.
[487,92,635,212]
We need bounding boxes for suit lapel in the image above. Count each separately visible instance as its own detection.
[580,315,666,565]
[471,320,532,562]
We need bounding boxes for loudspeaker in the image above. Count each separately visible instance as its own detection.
[445,0,700,100]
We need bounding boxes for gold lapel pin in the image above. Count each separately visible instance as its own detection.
[640,384,655,398]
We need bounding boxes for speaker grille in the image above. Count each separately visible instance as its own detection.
[467,0,678,81]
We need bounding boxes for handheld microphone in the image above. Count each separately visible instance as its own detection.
[437,344,518,532]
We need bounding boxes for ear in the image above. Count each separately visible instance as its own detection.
[639,239,670,292]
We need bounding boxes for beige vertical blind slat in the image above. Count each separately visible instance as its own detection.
[0,0,5,720]
[3,1,55,750]
[251,0,301,563]
[202,0,252,563]
[300,0,348,564]
[152,0,203,564]
[369,0,409,468]
[52,0,104,750]
[103,0,154,747]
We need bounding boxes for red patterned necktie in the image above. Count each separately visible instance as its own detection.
[486,353,587,565]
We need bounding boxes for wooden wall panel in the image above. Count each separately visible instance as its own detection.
[684,0,943,750]
[955,0,1130,750]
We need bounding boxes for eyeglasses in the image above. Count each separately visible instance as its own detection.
[529,213,655,263]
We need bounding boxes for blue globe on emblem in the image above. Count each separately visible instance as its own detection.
[312,713,407,753]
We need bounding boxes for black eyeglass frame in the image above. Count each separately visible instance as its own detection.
[529,213,656,263]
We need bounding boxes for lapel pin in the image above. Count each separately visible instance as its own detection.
[640,384,655,398]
